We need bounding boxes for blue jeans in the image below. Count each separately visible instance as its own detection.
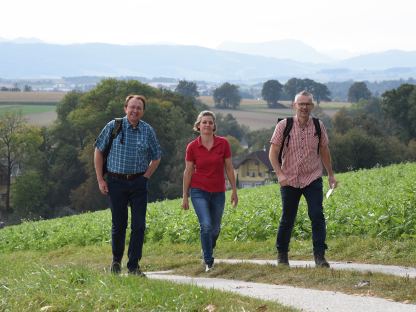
[107,174,148,271]
[190,188,225,266]
[276,177,327,254]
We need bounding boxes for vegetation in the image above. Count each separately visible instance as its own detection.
[261,79,284,108]
[2,163,415,253]
[175,79,199,98]
[1,164,416,310]
[348,81,372,102]
[213,82,241,109]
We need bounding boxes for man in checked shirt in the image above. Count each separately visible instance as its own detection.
[269,90,337,268]
[94,94,161,276]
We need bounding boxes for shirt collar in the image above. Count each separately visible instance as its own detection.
[196,135,220,147]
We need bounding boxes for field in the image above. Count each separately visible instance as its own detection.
[0,91,62,125]
[198,96,352,130]
[0,91,66,103]
[1,163,416,310]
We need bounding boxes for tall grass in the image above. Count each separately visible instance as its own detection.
[1,163,415,254]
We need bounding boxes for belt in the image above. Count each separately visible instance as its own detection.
[107,172,145,181]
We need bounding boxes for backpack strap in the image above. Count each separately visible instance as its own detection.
[102,118,123,175]
[312,117,321,155]
[278,117,293,164]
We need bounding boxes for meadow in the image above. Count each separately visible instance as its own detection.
[198,96,351,130]
[1,163,416,310]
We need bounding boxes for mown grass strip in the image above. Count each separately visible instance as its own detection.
[0,251,297,312]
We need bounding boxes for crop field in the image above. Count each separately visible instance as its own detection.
[0,91,66,103]
[0,92,62,125]
[1,162,415,253]
[198,96,352,130]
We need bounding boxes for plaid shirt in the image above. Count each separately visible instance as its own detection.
[95,116,161,174]
[270,116,329,188]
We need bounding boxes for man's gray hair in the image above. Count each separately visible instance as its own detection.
[294,90,314,103]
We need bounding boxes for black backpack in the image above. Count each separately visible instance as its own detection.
[277,117,321,164]
[101,118,123,175]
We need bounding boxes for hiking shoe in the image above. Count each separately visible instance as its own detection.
[205,263,214,272]
[128,267,146,277]
[314,253,330,268]
[277,252,289,266]
[110,261,121,274]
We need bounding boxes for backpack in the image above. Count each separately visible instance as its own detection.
[102,118,123,175]
[277,117,321,164]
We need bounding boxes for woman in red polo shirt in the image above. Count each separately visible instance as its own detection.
[182,110,238,272]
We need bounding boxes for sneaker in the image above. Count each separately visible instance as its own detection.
[205,263,214,272]
[128,267,147,277]
[277,252,289,266]
[314,253,330,268]
[110,261,121,274]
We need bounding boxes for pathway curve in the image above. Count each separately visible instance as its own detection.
[148,272,416,312]
[216,259,416,278]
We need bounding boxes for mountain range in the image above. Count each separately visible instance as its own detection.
[1,39,416,82]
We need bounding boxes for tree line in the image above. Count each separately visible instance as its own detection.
[1,79,415,224]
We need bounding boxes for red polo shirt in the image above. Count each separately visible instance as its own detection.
[185,135,231,192]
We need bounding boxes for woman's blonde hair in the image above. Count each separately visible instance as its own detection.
[193,110,216,132]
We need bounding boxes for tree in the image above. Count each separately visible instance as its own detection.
[213,83,241,109]
[348,82,371,102]
[381,84,416,141]
[215,113,247,141]
[0,111,30,217]
[283,78,331,105]
[284,78,305,101]
[261,80,284,108]
[175,80,199,98]
[307,81,331,105]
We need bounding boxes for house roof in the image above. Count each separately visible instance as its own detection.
[234,148,273,170]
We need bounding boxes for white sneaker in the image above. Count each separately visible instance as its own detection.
[205,263,213,272]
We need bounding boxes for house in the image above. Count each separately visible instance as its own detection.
[233,148,275,188]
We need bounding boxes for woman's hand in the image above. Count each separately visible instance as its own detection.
[182,195,189,210]
[231,190,238,207]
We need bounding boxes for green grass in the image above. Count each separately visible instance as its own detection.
[2,163,416,309]
[0,103,56,115]
[0,248,296,311]
[2,163,416,254]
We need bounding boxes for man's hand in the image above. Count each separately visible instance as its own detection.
[98,179,109,195]
[277,173,289,186]
[328,175,337,189]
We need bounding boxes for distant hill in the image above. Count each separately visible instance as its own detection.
[1,42,416,82]
[217,39,333,63]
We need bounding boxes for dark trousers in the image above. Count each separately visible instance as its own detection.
[107,175,148,271]
[276,177,327,254]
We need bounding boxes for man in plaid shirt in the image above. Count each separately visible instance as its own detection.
[269,90,337,268]
[94,94,161,276]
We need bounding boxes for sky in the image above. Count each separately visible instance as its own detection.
[1,0,415,55]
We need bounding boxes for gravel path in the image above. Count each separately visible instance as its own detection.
[148,272,416,312]
[216,259,416,278]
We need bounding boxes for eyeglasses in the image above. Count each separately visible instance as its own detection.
[297,102,313,107]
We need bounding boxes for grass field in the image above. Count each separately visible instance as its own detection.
[1,163,416,309]
[0,92,62,125]
[198,96,352,130]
